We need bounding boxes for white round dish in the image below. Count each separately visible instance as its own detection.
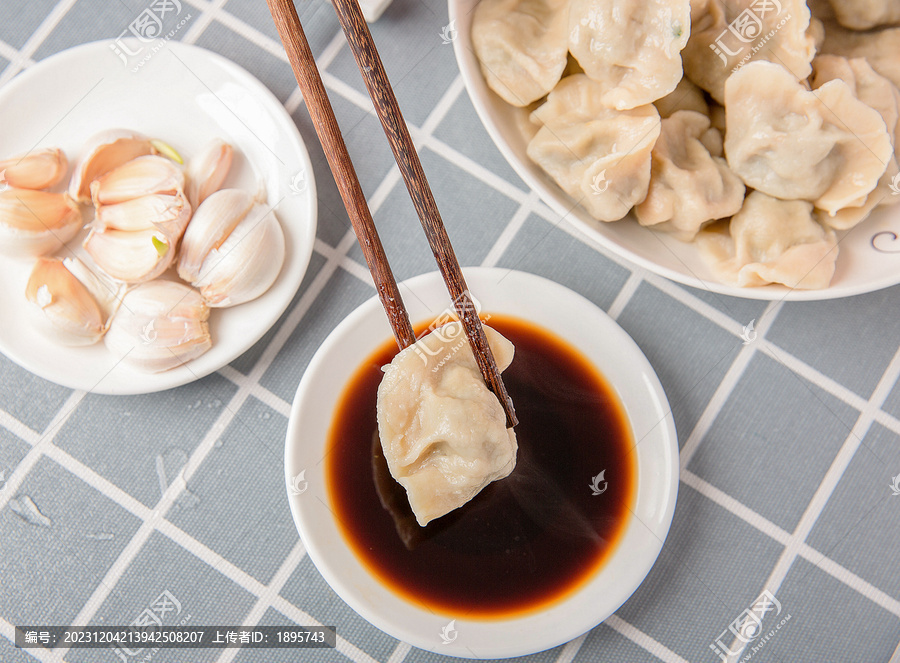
[0,40,317,394]
[285,268,678,659]
[448,0,900,301]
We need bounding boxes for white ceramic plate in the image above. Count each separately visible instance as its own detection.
[285,268,678,659]
[448,0,900,301]
[0,40,317,394]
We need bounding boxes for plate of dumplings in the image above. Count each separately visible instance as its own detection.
[450,0,900,300]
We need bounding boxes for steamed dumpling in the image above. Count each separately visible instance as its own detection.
[724,61,893,215]
[698,191,839,289]
[527,74,661,222]
[377,322,517,527]
[820,24,900,90]
[472,0,570,106]
[825,0,900,30]
[683,0,817,104]
[811,55,900,230]
[635,110,745,241]
[654,75,710,118]
[568,0,690,110]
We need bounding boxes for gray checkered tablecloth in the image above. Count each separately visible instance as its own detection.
[2,1,900,662]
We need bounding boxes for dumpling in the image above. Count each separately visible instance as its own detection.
[697,191,839,289]
[472,0,570,106]
[654,75,710,118]
[682,0,817,104]
[527,74,661,222]
[376,322,517,527]
[567,0,690,110]
[635,111,745,241]
[820,24,900,89]
[811,55,900,229]
[724,61,893,215]
[825,0,900,30]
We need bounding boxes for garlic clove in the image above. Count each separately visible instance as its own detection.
[0,148,68,190]
[186,139,233,208]
[25,257,105,346]
[68,130,155,203]
[104,280,212,373]
[93,192,192,238]
[90,154,185,206]
[0,188,82,257]
[61,255,125,321]
[83,226,175,283]
[176,188,255,283]
[195,204,285,307]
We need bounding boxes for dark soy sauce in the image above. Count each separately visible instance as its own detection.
[326,314,635,618]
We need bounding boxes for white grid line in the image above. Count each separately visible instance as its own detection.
[605,615,690,663]
[0,0,76,86]
[0,616,68,663]
[723,343,900,661]
[678,301,782,472]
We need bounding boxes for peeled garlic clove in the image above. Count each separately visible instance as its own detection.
[90,155,185,206]
[186,139,233,208]
[93,192,192,238]
[25,257,105,346]
[195,204,285,307]
[104,280,211,373]
[0,148,68,190]
[0,189,82,257]
[83,226,174,283]
[177,188,255,283]
[68,130,155,203]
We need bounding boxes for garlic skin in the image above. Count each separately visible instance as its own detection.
[0,188,82,257]
[177,188,255,283]
[90,155,185,206]
[186,139,233,208]
[25,257,105,346]
[68,130,155,203]
[0,148,68,190]
[194,203,286,307]
[104,280,212,373]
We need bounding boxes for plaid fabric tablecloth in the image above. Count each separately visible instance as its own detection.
[1,1,899,661]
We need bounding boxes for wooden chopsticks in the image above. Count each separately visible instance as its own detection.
[266,0,414,350]
[266,0,517,429]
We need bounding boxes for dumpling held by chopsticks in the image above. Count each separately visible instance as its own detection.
[376,322,517,526]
